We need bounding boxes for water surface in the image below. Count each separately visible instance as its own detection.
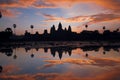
[0,42,120,80]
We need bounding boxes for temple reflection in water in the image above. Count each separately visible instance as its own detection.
[0,44,120,59]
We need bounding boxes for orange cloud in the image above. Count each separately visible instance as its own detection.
[0,67,120,80]
[40,13,120,24]
[0,0,36,8]
[91,58,120,67]
[0,73,58,80]
[2,65,21,74]
[44,58,95,65]
[33,0,81,8]
[37,63,58,70]
[89,13,120,24]
[42,57,120,69]
[36,58,96,70]
[40,13,91,23]
[40,13,64,21]
[93,0,120,13]
[0,9,21,17]
[0,0,120,19]
[34,0,120,13]
[0,0,120,12]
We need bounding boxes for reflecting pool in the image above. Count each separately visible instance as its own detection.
[0,42,120,80]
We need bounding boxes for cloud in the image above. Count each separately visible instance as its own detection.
[40,12,120,25]
[40,13,65,22]
[94,0,120,13]
[0,0,36,8]
[0,0,81,9]
[2,65,21,74]
[0,68,120,80]
[40,12,91,23]
[33,0,120,14]
[0,73,58,80]
[42,57,120,69]
[0,0,120,19]
[37,58,95,70]
[90,57,120,67]
[89,13,120,24]
[44,58,95,66]
[0,0,120,12]
[33,0,57,8]
[0,9,21,17]
[37,63,58,70]
[0,58,120,80]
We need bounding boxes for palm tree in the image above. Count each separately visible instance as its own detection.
[103,26,106,31]
[30,25,34,34]
[13,24,16,35]
[0,65,2,73]
[116,28,119,32]
[0,11,2,18]
[85,25,88,30]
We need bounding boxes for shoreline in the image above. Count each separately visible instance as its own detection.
[0,41,120,48]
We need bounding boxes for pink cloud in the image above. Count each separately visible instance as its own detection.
[0,0,120,12]
[40,13,120,25]
[0,68,120,80]
[0,9,21,17]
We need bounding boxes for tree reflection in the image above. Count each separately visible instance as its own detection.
[31,48,34,58]
[13,55,17,59]
[0,65,3,73]
[0,48,13,56]
[0,45,120,59]
[85,53,88,57]
[13,48,17,59]
[103,51,106,55]
[31,54,34,58]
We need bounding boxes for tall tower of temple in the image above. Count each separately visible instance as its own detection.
[57,22,63,32]
[68,25,72,32]
[50,25,56,34]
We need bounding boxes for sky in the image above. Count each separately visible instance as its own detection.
[0,0,120,35]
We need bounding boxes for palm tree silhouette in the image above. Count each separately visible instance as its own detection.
[31,48,34,58]
[116,28,119,32]
[13,24,16,35]
[30,25,34,34]
[85,25,88,30]
[103,26,106,31]
[0,11,2,18]
[0,65,2,73]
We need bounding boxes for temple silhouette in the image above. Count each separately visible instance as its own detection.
[0,22,120,41]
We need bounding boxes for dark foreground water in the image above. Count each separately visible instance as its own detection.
[0,42,120,80]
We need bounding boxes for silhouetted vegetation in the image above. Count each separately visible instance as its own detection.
[0,22,120,42]
[0,28,13,41]
[13,24,16,35]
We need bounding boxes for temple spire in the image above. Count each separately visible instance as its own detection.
[68,25,72,32]
[58,22,63,31]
